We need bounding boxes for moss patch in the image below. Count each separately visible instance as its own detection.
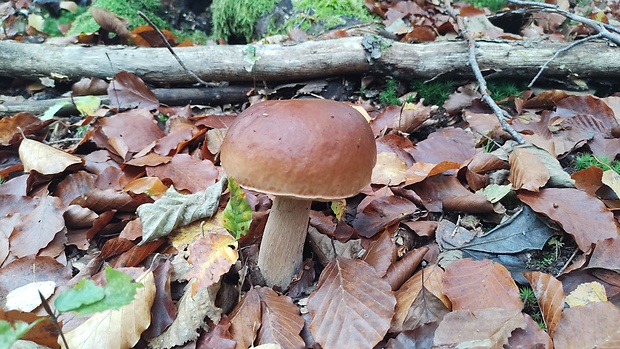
[288,0,376,34]
[211,0,279,42]
[67,0,166,35]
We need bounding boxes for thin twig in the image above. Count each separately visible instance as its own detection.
[137,11,212,86]
[448,10,525,144]
[528,33,603,87]
[508,0,620,45]
[555,247,579,277]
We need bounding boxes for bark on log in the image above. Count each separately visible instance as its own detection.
[0,37,618,85]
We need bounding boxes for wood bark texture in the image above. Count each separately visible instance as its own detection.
[0,37,618,85]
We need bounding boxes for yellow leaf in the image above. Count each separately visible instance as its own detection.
[187,231,238,296]
[565,281,607,307]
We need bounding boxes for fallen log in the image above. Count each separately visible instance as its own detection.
[0,37,618,86]
[0,86,252,116]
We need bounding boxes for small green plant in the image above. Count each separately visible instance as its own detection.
[519,286,537,308]
[411,80,455,106]
[157,113,169,123]
[574,153,620,173]
[2,267,143,349]
[519,286,546,329]
[379,78,401,106]
[462,0,506,11]
[486,80,527,101]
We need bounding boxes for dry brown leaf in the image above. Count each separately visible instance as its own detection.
[352,195,417,238]
[362,229,397,277]
[383,246,429,292]
[571,166,603,196]
[553,301,620,348]
[90,7,134,40]
[391,264,448,332]
[442,259,522,311]
[509,147,550,191]
[404,161,460,185]
[62,270,155,349]
[588,237,620,271]
[524,271,565,336]
[9,195,66,258]
[19,138,84,175]
[107,71,158,110]
[433,308,526,348]
[255,287,305,349]
[229,287,261,349]
[507,313,553,349]
[390,266,449,333]
[409,127,475,164]
[518,188,620,251]
[308,257,396,349]
[371,152,407,186]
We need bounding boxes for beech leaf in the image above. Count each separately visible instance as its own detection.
[19,138,84,175]
[524,271,565,337]
[187,233,238,296]
[137,179,226,244]
[308,257,396,349]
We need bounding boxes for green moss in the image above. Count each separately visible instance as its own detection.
[462,0,506,12]
[67,0,165,35]
[288,0,377,33]
[411,80,455,106]
[43,6,89,36]
[379,78,401,106]
[574,153,620,173]
[211,0,279,42]
[486,80,527,101]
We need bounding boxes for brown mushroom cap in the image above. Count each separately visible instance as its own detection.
[220,99,377,201]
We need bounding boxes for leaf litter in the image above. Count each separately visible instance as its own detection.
[3,0,620,347]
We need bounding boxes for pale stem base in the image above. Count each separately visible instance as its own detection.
[257,196,311,289]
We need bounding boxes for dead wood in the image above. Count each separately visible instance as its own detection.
[0,86,252,116]
[0,37,619,86]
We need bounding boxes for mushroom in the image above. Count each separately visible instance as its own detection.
[220,99,376,288]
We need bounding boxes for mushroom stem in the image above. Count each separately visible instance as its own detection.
[258,196,312,288]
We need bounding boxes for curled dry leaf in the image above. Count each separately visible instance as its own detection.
[524,271,564,337]
[442,259,522,311]
[352,194,418,238]
[362,228,397,277]
[90,7,135,41]
[383,246,430,292]
[308,257,396,349]
[19,138,84,175]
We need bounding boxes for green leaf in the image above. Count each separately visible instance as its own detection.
[74,95,101,116]
[222,177,253,239]
[54,278,105,313]
[54,267,143,316]
[41,101,71,121]
[478,184,512,203]
[137,179,226,244]
[0,319,42,349]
